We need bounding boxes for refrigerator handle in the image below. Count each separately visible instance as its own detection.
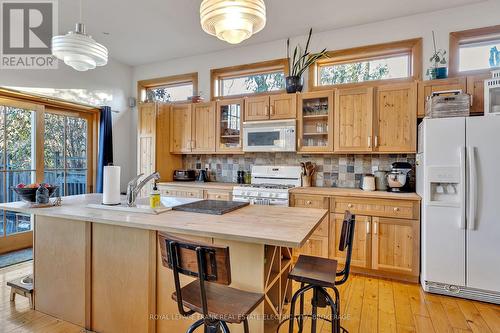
[459,146,467,229]
[467,146,478,230]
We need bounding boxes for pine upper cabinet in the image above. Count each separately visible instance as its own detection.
[191,102,216,153]
[244,94,296,121]
[269,94,297,120]
[467,73,490,115]
[138,103,157,179]
[375,83,417,153]
[170,103,192,153]
[330,213,371,268]
[216,98,244,153]
[371,217,419,277]
[417,77,467,117]
[297,91,334,153]
[137,102,182,187]
[244,95,269,121]
[334,87,374,152]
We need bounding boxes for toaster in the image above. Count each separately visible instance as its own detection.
[173,170,196,181]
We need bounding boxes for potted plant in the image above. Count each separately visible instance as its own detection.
[286,29,328,93]
[427,31,448,80]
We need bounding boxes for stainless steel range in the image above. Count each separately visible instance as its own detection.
[232,166,302,206]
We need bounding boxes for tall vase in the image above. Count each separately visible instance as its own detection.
[286,76,303,93]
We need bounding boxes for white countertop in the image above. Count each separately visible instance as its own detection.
[0,194,327,248]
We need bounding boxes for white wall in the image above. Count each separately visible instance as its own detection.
[0,59,134,191]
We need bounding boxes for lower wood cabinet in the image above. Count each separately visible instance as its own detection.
[330,213,371,269]
[371,216,419,277]
[157,185,232,201]
[158,185,204,198]
[204,189,232,201]
[291,192,420,282]
[294,235,329,259]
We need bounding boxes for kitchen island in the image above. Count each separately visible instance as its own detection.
[0,194,328,333]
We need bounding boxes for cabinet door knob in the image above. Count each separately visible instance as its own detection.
[348,203,353,208]
[393,207,400,212]
[216,195,221,199]
[306,200,312,205]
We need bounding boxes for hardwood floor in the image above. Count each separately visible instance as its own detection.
[1,261,499,333]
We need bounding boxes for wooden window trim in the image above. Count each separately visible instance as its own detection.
[449,25,500,77]
[211,58,289,100]
[308,38,422,91]
[137,72,198,104]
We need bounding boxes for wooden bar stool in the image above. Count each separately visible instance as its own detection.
[278,211,356,333]
[158,233,264,333]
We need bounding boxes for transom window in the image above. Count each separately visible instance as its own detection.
[146,82,194,103]
[310,38,422,89]
[450,25,500,74]
[318,54,410,85]
[459,40,500,72]
[138,73,198,103]
[211,59,288,98]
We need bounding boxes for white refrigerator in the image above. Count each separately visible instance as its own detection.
[417,116,500,304]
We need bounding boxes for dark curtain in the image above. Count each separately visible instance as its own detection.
[96,106,113,193]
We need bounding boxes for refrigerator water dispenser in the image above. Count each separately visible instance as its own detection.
[426,166,461,206]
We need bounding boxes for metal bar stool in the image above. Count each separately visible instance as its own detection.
[277,211,356,333]
[159,233,265,333]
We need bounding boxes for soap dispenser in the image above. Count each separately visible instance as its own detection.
[150,181,161,209]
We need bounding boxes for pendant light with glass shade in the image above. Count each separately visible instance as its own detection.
[200,0,266,44]
[52,0,108,71]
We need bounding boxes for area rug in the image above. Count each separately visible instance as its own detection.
[0,248,33,269]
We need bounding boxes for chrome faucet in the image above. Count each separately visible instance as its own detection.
[126,172,160,207]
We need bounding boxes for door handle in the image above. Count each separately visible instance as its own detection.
[373,221,378,235]
[270,105,275,116]
[468,146,477,230]
[374,135,379,148]
[459,146,466,229]
[368,136,372,148]
[366,222,370,234]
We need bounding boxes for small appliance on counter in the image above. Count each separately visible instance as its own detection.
[361,174,376,191]
[173,169,196,181]
[374,170,388,191]
[196,169,209,182]
[387,162,413,192]
[237,170,246,184]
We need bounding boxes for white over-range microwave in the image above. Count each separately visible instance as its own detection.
[242,119,296,152]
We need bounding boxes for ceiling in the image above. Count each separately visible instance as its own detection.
[56,0,483,66]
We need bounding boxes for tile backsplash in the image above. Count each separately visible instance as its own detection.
[182,153,416,188]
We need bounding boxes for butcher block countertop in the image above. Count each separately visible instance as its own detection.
[290,187,421,201]
[158,181,235,190]
[0,194,327,248]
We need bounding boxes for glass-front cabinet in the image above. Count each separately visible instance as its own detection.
[297,91,334,152]
[216,98,244,152]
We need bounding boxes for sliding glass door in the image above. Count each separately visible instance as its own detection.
[0,103,37,253]
[44,112,88,196]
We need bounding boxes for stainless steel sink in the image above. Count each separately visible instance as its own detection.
[87,196,203,215]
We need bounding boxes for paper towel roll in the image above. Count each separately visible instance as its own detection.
[103,165,121,205]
